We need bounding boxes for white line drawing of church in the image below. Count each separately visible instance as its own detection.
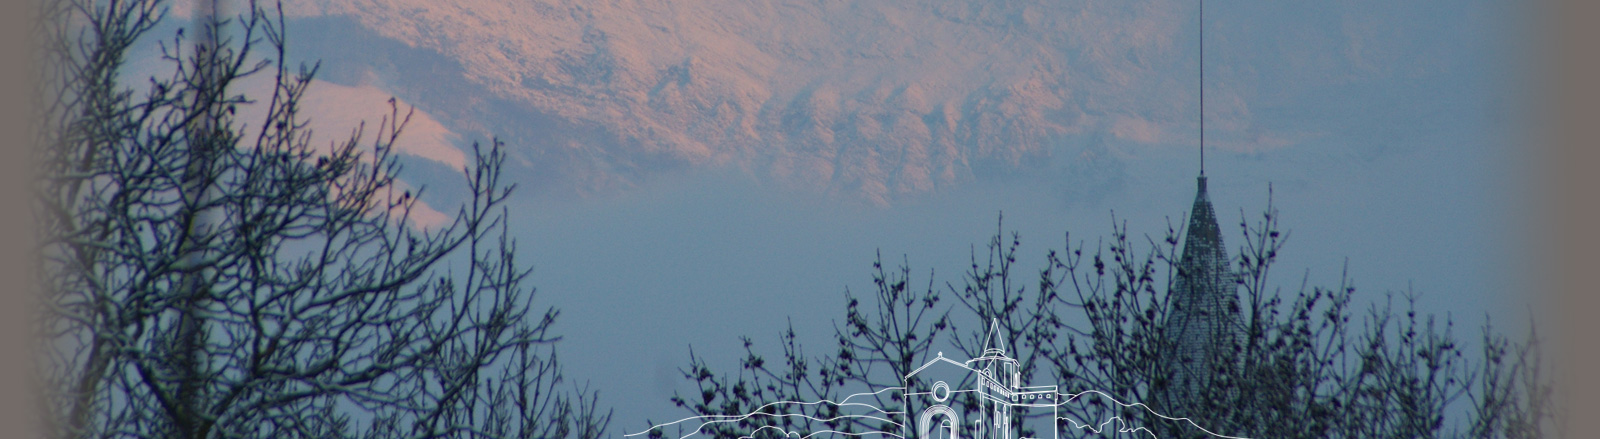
[624,313,1252,439]
[901,320,1058,439]
[626,173,1249,439]
[623,2,1258,438]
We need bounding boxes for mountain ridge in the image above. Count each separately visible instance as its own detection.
[271,0,1212,204]
[263,0,1461,204]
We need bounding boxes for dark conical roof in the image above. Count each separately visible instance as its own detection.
[1183,176,1223,260]
[1158,175,1242,417]
[1173,176,1230,301]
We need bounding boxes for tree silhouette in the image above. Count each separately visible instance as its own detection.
[33,1,609,438]
[665,198,1554,439]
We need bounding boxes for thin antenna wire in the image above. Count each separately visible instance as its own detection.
[1200,0,1205,176]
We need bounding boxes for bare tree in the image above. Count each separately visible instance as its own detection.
[1050,191,1480,439]
[1469,321,1556,439]
[32,1,609,438]
[668,194,1554,439]
[660,253,946,439]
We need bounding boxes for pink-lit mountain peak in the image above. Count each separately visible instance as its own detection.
[265,0,1288,204]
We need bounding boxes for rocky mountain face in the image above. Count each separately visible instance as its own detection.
[274,0,1218,205]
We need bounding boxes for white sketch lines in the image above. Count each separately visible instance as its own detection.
[633,321,1251,439]
[838,387,901,406]
[629,387,1252,439]
[1052,389,1252,439]
[624,390,907,439]
[738,426,906,439]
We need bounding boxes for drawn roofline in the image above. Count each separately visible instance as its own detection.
[903,352,974,381]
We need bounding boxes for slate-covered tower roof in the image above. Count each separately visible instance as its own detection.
[1159,175,1242,416]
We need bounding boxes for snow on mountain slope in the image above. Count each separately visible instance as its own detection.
[259,0,1471,204]
[258,0,1195,204]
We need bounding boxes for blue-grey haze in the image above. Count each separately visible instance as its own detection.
[126,0,1531,433]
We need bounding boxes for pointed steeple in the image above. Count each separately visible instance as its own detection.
[1157,173,1242,418]
[981,318,1006,357]
[1184,176,1222,256]
[1156,3,1244,417]
[1171,174,1235,327]
[1174,175,1230,314]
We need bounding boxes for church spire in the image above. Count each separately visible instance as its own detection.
[981,318,1005,357]
[1155,0,1242,418]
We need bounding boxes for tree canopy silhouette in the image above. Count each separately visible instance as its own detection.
[33,1,609,438]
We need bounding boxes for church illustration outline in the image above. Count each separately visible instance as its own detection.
[900,320,1060,439]
[635,3,1247,433]
[898,172,1241,439]
[625,169,1244,439]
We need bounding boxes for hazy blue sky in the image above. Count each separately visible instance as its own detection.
[483,1,1525,431]
[513,108,1520,433]
[142,0,1530,432]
